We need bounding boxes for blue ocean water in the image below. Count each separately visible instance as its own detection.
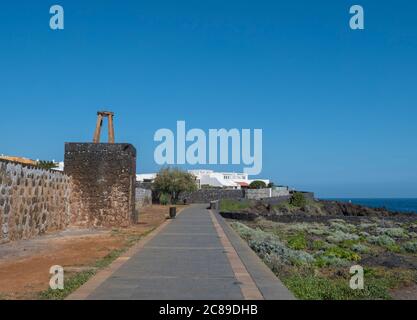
[323,198,417,214]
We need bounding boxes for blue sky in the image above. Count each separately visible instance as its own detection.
[1,0,417,198]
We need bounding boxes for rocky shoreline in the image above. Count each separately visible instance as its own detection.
[220,199,417,223]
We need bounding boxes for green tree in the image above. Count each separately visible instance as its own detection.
[153,168,197,204]
[249,180,267,189]
[289,192,307,207]
[37,160,58,170]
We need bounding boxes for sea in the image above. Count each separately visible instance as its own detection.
[322,198,417,214]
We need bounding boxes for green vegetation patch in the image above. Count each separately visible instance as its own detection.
[231,222,314,267]
[39,269,96,300]
[287,232,308,250]
[322,246,361,262]
[220,199,250,212]
[282,274,391,300]
[377,227,409,239]
[326,230,359,243]
[402,241,417,253]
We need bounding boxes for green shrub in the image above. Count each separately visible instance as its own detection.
[314,255,350,268]
[312,240,329,251]
[249,180,267,189]
[308,227,328,236]
[231,222,257,240]
[330,221,356,233]
[323,246,361,262]
[359,222,378,230]
[352,243,370,254]
[159,193,170,205]
[377,227,408,239]
[368,235,396,247]
[287,232,308,250]
[231,222,314,266]
[402,241,417,253]
[289,192,307,207]
[327,230,359,243]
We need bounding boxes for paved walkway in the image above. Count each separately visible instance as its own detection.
[69,204,294,300]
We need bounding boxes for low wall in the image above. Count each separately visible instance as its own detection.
[0,160,74,244]
[178,187,293,203]
[259,196,292,206]
[135,187,152,208]
[245,188,290,200]
[179,189,244,204]
[293,191,315,201]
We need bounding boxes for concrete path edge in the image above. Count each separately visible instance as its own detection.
[214,210,296,300]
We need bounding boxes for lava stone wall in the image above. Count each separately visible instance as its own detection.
[0,160,73,244]
[179,189,245,204]
[64,143,137,227]
[246,188,290,200]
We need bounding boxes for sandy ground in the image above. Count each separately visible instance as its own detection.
[0,205,179,300]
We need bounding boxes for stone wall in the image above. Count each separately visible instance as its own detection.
[135,187,152,208]
[0,160,73,244]
[179,189,244,204]
[246,187,290,200]
[64,143,137,227]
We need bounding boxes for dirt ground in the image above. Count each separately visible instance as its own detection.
[0,205,181,300]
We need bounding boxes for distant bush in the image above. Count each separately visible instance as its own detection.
[289,192,307,207]
[368,235,396,247]
[377,227,408,239]
[249,180,267,189]
[352,243,370,254]
[326,230,359,243]
[329,221,356,233]
[159,193,170,206]
[308,225,329,236]
[402,241,417,253]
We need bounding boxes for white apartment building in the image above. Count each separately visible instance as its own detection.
[187,170,269,190]
[137,170,270,190]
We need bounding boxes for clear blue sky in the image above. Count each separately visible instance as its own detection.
[1,0,417,198]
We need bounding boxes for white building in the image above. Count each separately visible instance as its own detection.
[136,173,157,183]
[188,170,269,190]
[52,161,65,172]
